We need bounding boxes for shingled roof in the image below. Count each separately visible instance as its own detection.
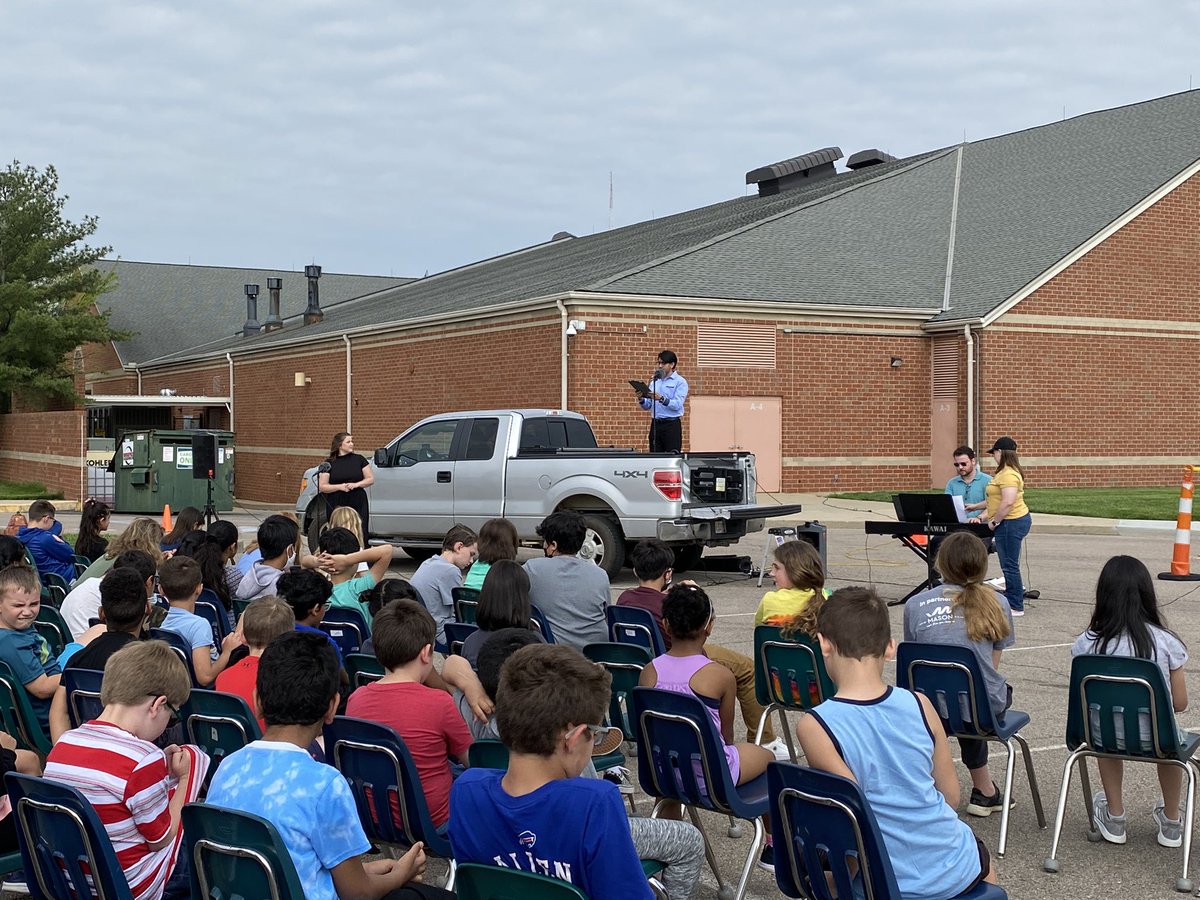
[143,89,1200,365]
[95,261,412,364]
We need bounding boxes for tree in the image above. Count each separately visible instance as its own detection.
[0,161,128,404]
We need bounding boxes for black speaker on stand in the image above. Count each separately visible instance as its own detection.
[191,431,219,528]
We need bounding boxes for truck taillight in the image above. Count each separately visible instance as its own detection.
[653,470,682,501]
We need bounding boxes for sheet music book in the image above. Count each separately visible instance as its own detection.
[951,495,968,523]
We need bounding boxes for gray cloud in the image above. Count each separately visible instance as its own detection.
[4,0,1199,277]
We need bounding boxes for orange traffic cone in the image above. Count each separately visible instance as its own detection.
[1159,465,1200,582]
[161,504,173,532]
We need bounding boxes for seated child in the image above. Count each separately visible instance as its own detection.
[158,556,241,687]
[410,524,478,651]
[755,540,826,626]
[16,499,76,584]
[639,582,775,868]
[50,566,153,741]
[275,570,349,689]
[325,507,369,573]
[0,566,61,731]
[216,596,295,732]
[234,515,321,604]
[345,600,472,827]
[317,526,394,627]
[206,631,445,900]
[45,641,210,899]
[1072,555,1189,847]
[796,586,997,895]
[360,579,421,655]
[450,644,702,900]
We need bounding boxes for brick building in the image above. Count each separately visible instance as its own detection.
[7,91,1200,504]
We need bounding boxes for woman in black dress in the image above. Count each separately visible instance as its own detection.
[317,432,374,538]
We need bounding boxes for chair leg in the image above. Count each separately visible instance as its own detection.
[997,738,1017,858]
[1077,755,1098,839]
[753,703,778,745]
[685,805,732,900]
[1014,732,1047,828]
[1043,748,1085,872]
[1176,761,1196,893]
[443,858,456,892]
[731,816,766,900]
[778,709,797,763]
[647,874,668,899]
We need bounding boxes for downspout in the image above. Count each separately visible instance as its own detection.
[343,334,352,431]
[224,353,234,432]
[135,364,142,397]
[555,299,568,410]
[963,324,974,447]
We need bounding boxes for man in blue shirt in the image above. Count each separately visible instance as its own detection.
[637,350,688,453]
[945,445,992,512]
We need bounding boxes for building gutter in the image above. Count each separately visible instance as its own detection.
[964,324,974,448]
[343,335,352,432]
[554,299,571,409]
[567,291,940,322]
[225,353,234,431]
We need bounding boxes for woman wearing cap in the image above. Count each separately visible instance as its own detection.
[984,437,1031,616]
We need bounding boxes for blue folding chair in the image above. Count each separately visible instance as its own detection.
[6,772,136,899]
[529,604,557,644]
[631,686,769,900]
[183,802,307,899]
[182,689,263,779]
[896,641,1045,857]
[767,762,1008,899]
[452,586,480,624]
[444,621,478,657]
[195,589,231,645]
[0,661,51,755]
[606,605,666,657]
[62,667,105,729]
[752,625,835,763]
[1043,654,1200,893]
[323,716,456,889]
[150,627,203,688]
[320,606,369,656]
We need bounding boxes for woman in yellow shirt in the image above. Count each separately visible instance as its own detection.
[983,436,1031,617]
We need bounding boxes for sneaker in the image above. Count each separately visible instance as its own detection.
[0,879,29,895]
[1092,791,1127,844]
[591,726,625,757]
[756,843,775,873]
[762,737,793,762]
[1010,609,1025,617]
[985,575,1006,590]
[602,765,635,795]
[1153,801,1183,848]
[966,782,1015,817]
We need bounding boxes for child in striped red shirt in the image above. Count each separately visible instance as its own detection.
[44,640,210,899]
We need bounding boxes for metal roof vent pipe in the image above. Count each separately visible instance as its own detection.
[304,264,324,325]
[264,277,284,331]
[242,283,262,336]
[745,147,843,197]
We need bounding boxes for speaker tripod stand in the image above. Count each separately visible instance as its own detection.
[200,473,219,529]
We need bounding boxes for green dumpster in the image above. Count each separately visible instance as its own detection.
[113,430,235,514]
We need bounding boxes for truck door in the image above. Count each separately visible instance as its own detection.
[451,416,508,532]
[371,418,462,537]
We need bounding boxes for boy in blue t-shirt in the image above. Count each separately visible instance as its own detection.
[207,631,449,900]
[317,527,394,628]
[158,556,240,687]
[0,566,61,730]
[449,644,655,900]
[796,586,999,896]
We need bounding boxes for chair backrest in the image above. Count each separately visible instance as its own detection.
[41,572,71,592]
[232,596,252,622]
[455,862,588,900]
[62,667,105,730]
[150,627,203,688]
[323,716,452,857]
[182,689,263,771]
[753,625,835,712]
[43,584,67,609]
[630,686,745,817]
[6,772,135,900]
[606,605,666,657]
[73,554,92,568]
[444,622,478,657]
[895,641,997,737]
[344,652,385,688]
[196,590,230,644]
[583,642,651,738]
[767,762,903,900]
[319,606,368,656]
[1066,653,1183,758]
[0,662,51,755]
[34,608,68,660]
[529,604,556,644]
[467,739,510,769]
[182,802,308,899]
[452,586,480,624]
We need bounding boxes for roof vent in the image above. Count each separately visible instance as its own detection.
[745,147,842,196]
[846,149,897,170]
[551,231,576,241]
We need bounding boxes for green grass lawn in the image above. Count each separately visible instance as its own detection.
[0,480,63,500]
[827,487,1182,520]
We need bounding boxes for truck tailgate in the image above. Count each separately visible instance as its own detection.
[681,503,804,521]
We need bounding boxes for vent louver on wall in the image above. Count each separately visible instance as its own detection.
[932,337,959,400]
[697,324,777,368]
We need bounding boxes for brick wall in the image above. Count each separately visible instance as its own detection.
[0,410,84,499]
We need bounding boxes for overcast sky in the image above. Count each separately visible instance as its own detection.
[6,1,1200,278]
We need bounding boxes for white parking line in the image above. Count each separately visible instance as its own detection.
[1006,642,1074,653]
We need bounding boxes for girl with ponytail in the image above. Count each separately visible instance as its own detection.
[903,530,1014,818]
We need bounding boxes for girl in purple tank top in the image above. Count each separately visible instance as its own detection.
[639,584,776,865]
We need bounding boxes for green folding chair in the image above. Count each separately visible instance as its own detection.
[752,624,835,762]
[35,606,71,659]
[455,862,587,900]
[344,652,384,688]
[0,661,52,755]
[183,803,308,899]
[582,642,651,745]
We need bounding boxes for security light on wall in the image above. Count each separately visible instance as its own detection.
[566,319,586,336]
[294,372,311,387]
[889,356,903,368]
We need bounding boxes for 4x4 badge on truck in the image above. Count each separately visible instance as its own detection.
[613,470,648,478]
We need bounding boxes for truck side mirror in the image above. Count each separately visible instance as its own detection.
[374,448,390,468]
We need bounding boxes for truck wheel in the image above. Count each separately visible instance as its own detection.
[672,544,704,574]
[579,515,625,579]
[400,546,439,563]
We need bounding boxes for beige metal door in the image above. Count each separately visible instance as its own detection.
[689,396,782,492]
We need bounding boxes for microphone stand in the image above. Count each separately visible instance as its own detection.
[649,368,664,453]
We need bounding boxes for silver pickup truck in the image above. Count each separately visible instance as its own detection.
[296,409,800,578]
